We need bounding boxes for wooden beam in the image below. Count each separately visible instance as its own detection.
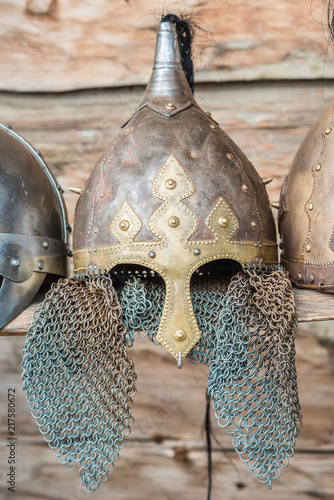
[0,0,333,92]
[0,286,333,337]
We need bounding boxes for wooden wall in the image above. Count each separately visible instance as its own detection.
[1,1,334,499]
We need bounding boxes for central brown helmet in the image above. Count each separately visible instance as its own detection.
[22,15,301,492]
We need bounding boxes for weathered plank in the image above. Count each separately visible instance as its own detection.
[1,285,334,339]
[0,81,332,225]
[0,0,333,92]
[1,326,334,499]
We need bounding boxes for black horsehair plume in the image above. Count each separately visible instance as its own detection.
[161,13,195,93]
[327,0,334,46]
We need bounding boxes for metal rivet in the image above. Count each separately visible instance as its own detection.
[206,111,212,116]
[99,192,105,198]
[194,249,201,256]
[226,153,234,161]
[66,223,72,233]
[254,243,258,247]
[165,103,176,110]
[11,258,20,268]
[325,127,332,135]
[149,251,156,259]
[43,241,49,249]
[175,330,186,341]
[305,244,311,253]
[119,220,130,231]
[261,177,273,185]
[279,242,283,250]
[94,228,99,234]
[271,202,280,209]
[210,124,216,129]
[242,184,248,192]
[218,216,229,227]
[5,124,12,130]
[168,216,180,228]
[38,260,45,270]
[308,203,314,211]
[67,249,73,257]
[165,179,177,190]
[108,158,112,163]
[125,128,132,134]
[315,164,322,172]
[309,275,315,283]
[251,221,256,228]
[297,273,302,281]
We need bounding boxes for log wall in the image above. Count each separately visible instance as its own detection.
[1,1,334,498]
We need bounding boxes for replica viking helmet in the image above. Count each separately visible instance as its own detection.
[22,16,302,492]
[0,124,69,328]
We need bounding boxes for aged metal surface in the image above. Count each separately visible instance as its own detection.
[73,21,277,359]
[0,124,69,328]
[279,100,334,292]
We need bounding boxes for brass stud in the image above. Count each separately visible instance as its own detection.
[99,192,105,198]
[175,330,186,341]
[218,216,229,227]
[226,153,234,161]
[315,164,322,172]
[271,202,280,209]
[94,228,99,234]
[70,187,83,195]
[149,251,156,259]
[210,124,216,129]
[308,203,314,211]
[165,179,177,190]
[194,249,201,256]
[261,177,273,185]
[108,158,112,163]
[168,216,180,228]
[325,127,332,135]
[251,221,256,228]
[305,244,311,253]
[119,220,130,231]
[165,103,176,110]
[242,184,248,192]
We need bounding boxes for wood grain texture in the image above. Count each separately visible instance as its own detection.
[0,81,334,499]
[0,0,334,92]
[0,327,334,499]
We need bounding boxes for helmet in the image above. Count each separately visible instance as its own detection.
[22,16,301,492]
[73,18,277,360]
[0,124,69,328]
[278,99,334,292]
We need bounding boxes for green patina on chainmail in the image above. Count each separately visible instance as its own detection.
[118,265,302,488]
[22,265,301,491]
[22,275,136,492]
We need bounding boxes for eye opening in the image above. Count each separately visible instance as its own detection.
[191,259,243,291]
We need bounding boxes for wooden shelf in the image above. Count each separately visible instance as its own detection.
[1,287,333,336]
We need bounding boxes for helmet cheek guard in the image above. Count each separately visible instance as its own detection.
[22,16,301,492]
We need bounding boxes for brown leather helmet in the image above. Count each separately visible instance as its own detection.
[279,100,334,292]
[0,124,69,328]
[73,19,277,360]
